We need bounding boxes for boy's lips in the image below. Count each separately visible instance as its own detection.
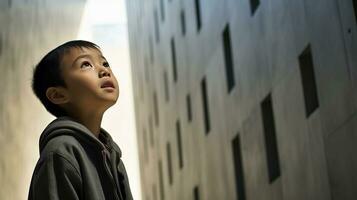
[101,80,115,88]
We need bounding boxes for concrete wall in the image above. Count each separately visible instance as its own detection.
[126,0,357,199]
[0,0,86,199]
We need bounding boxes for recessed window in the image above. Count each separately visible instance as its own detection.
[261,94,281,183]
[222,24,236,93]
[158,160,165,200]
[160,0,165,22]
[353,0,357,24]
[201,77,211,134]
[298,44,319,117]
[0,35,2,56]
[144,56,150,82]
[149,116,154,147]
[176,120,184,169]
[139,74,144,101]
[170,38,178,82]
[152,184,157,200]
[143,128,149,163]
[250,0,260,16]
[180,10,186,36]
[154,92,160,126]
[194,0,202,31]
[186,94,193,122]
[193,186,200,200]
[154,9,160,43]
[164,70,170,102]
[167,142,173,185]
[232,134,246,200]
[149,36,154,64]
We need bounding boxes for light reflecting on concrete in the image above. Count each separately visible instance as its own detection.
[77,1,142,200]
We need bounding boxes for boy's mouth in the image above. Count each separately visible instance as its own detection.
[101,80,115,88]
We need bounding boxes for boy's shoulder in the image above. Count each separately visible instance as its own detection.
[39,117,95,160]
[39,116,110,159]
[41,134,82,156]
[34,134,83,177]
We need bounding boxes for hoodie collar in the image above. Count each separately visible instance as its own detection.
[39,116,122,157]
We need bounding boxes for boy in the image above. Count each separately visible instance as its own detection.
[28,40,133,200]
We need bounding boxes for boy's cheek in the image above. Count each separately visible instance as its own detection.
[113,77,119,88]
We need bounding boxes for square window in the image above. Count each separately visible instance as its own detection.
[193,186,200,200]
[194,0,202,31]
[158,160,165,200]
[149,36,154,64]
[298,44,319,117]
[144,56,150,82]
[154,9,160,43]
[167,142,173,185]
[0,35,2,56]
[180,10,186,36]
[176,120,184,169]
[160,0,165,21]
[232,134,246,200]
[154,92,160,126]
[143,128,149,163]
[139,74,144,101]
[201,77,211,134]
[250,0,260,16]
[171,38,178,82]
[261,94,281,183]
[353,0,357,24]
[186,94,193,122]
[149,116,154,147]
[164,70,170,102]
[152,184,157,200]
[222,24,236,93]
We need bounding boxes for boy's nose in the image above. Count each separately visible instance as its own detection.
[99,68,111,78]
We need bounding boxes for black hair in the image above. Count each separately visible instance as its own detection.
[32,40,100,117]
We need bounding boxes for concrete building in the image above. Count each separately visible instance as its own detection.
[126,0,357,200]
[0,0,86,199]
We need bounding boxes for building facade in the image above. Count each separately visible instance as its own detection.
[126,0,357,199]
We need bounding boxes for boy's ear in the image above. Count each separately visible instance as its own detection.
[46,87,69,105]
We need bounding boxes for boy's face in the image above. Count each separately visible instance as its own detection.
[58,47,119,114]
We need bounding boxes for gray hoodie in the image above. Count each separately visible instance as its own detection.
[28,117,133,200]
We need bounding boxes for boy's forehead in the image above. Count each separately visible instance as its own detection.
[60,47,103,66]
[65,46,102,58]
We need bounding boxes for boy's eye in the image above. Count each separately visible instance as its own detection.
[103,61,110,68]
[81,61,92,68]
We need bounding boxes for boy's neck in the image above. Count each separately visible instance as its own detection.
[69,111,103,138]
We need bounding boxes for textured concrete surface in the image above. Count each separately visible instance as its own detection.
[0,1,85,199]
[126,0,357,199]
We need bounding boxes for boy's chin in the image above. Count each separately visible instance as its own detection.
[102,99,117,109]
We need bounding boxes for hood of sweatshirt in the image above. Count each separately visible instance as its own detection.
[39,116,122,158]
